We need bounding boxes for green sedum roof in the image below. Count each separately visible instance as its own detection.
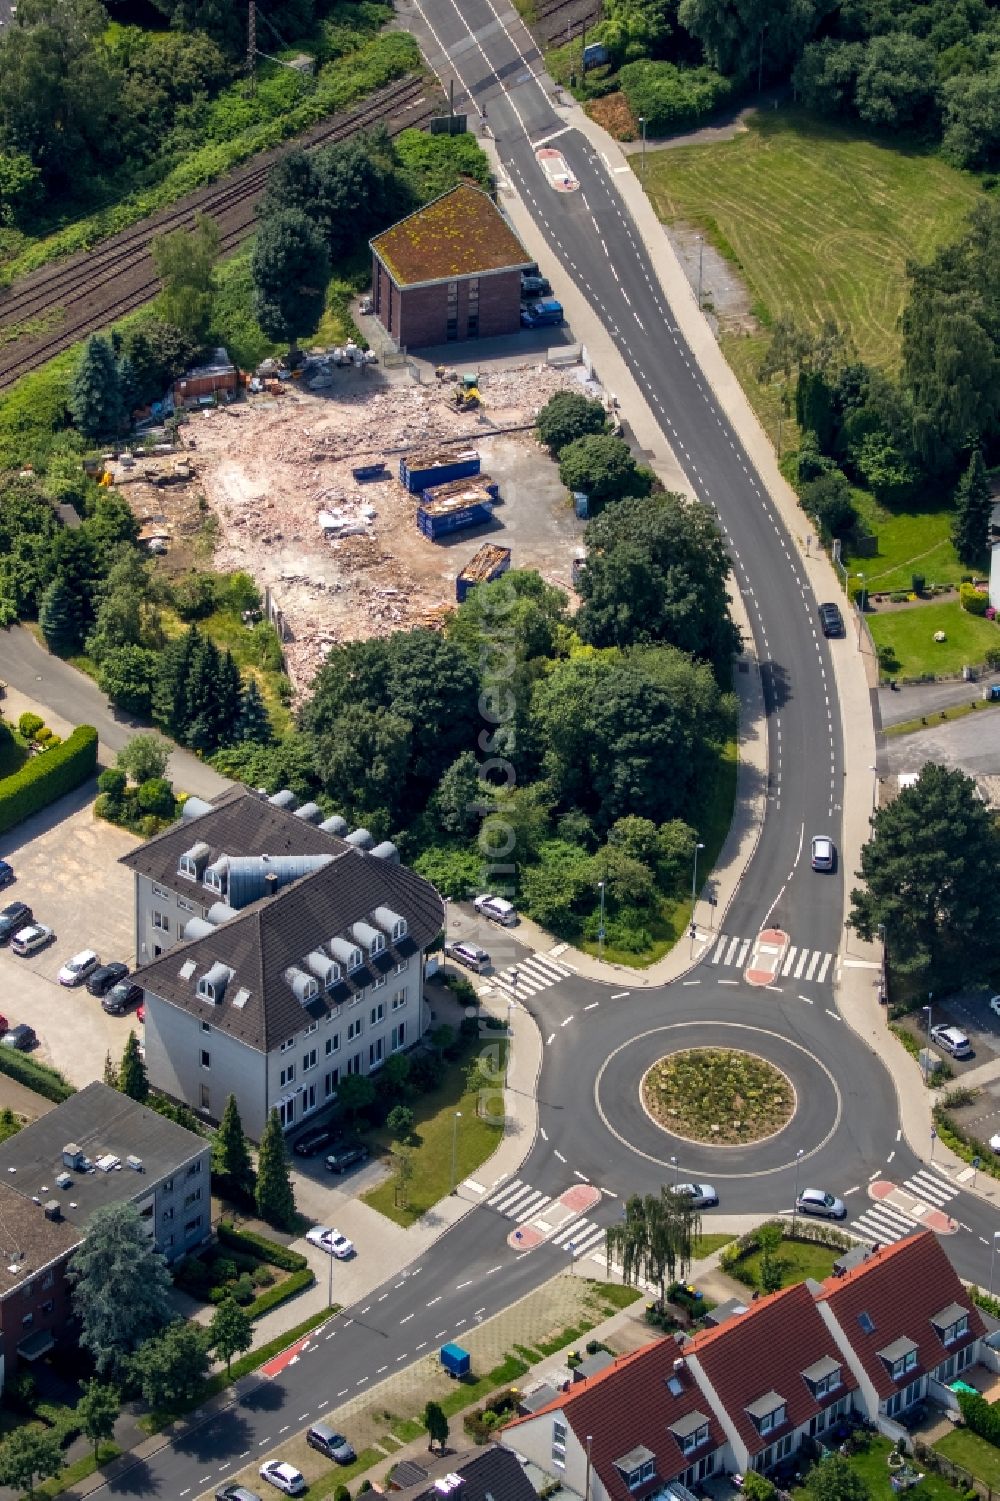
[371,183,531,287]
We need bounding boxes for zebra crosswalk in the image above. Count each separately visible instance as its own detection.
[491,951,573,999]
[703,932,836,984]
[849,1170,957,1246]
[485,1177,607,1260]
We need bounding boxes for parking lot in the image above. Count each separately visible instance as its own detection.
[0,790,141,1085]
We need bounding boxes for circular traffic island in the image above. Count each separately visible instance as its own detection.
[641,1047,794,1145]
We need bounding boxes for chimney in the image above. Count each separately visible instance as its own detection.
[43,1200,62,1222]
[265,872,279,895]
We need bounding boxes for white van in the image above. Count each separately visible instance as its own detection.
[473,894,517,927]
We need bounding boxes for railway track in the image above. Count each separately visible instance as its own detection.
[530,0,601,47]
[0,75,438,393]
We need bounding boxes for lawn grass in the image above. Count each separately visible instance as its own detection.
[643,108,980,468]
[935,1428,1000,1489]
[35,1443,121,1500]
[588,1279,644,1311]
[304,1447,384,1499]
[362,1043,508,1226]
[867,601,1000,679]
[846,488,970,593]
[692,1232,734,1259]
[580,735,737,967]
[729,1237,840,1291]
[841,1437,958,1501]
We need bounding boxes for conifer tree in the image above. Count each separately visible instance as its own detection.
[119,1030,149,1103]
[213,1094,255,1201]
[70,336,124,441]
[236,677,274,745]
[38,577,80,655]
[255,1108,296,1229]
[952,449,993,566]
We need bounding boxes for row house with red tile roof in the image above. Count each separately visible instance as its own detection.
[501,1233,984,1501]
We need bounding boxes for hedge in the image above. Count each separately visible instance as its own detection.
[960,582,990,616]
[248,1266,315,1320]
[217,1221,308,1272]
[0,724,98,836]
[0,1048,75,1103]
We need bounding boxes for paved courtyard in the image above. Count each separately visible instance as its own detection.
[0,790,140,1084]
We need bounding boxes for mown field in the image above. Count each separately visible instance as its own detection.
[643,108,980,383]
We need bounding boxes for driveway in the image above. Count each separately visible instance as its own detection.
[878,674,1000,729]
[883,707,1000,779]
[1,625,231,799]
[0,792,142,1084]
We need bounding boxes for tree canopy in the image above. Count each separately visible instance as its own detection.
[849,762,1000,983]
[69,1202,173,1376]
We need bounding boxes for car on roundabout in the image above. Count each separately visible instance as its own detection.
[671,1182,719,1209]
[796,1187,846,1220]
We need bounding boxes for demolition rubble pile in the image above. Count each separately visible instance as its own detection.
[189,363,587,690]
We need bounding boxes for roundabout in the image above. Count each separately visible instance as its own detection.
[594,1020,844,1180]
[641,1046,794,1145]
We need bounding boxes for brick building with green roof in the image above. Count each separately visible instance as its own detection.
[369,182,532,349]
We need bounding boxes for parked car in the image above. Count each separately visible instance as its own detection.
[445,940,490,973]
[0,901,32,944]
[819,602,845,638]
[0,859,14,889]
[101,980,144,1015]
[810,836,836,872]
[473,894,517,926]
[216,1487,263,1501]
[305,1225,354,1259]
[293,1124,340,1157]
[87,961,130,997]
[259,1462,306,1497]
[796,1188,846,1220]
[325,1142,368,1175]
[11,923,53,956]
[2,1024,37,1051]
[671,1182,719,1209]
[58,949,100,986]
[306,1424,356,1464]
[930,1024,972,1059]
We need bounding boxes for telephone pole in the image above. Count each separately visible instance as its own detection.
[247,0,257,95]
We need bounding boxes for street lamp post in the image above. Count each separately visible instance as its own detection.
[689,841,705,955]
[990,1231,1000,1297]
[696,236,704,308]
[597,880,606,963]
[328,1242,334,1309]
[791,1147,804,1232]
[670,1155,678,1189]
[638,116,647,176]
[507,970,518,1085]
[869,763,880,815]
[855,572,867,646]
[922,999,933,1083]
[450,1110,462,1194]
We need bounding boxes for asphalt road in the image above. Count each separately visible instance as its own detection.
[47,10,1000,1494]
[0,624,230,798]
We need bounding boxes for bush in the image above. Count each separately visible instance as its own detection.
[97,767,128,802]
[137,777,177,819]
[985,647,1000,670]
[34,726,52,744]
[17,712,44,740]
[0,724,98,836]
[216,1221,307,1272]
[618,60,731,136]
[247,1266,314,1320]
[960,582,990,616]
[0,1048,75,1103]
[232,1272,256,1305]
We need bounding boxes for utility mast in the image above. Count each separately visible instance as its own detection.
[247,0,257,95]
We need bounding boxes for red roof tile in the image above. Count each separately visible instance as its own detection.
[816,1231,984,1400]
[505,1338,725,1501]
[686,1282,858,1456]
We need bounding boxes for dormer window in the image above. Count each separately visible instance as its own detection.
[746,1393,786,1435]
[197,961,233,1004]
[615,1448,657,1493]
[179,841,210,881]
[802,1356,842,1399]
[879,1337,919,1382]
[374,905,408,942]
[932,1303,970,1346]
[203,858,227,894]
[352,921,385,956]
[670,1412,711,1456]
[330,937,364,973]
[285,966,319,1003]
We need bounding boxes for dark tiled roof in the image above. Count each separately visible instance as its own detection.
[686,1282,859,1457]
[119,785,352,900]
[371,184,532,288]
[816,1230,985,1400]
[132,846,444,1052]
[0,1082,207,1240]
[505,1338,725,1501]
[0,1181,80,1295]
[390,1446,537,1501]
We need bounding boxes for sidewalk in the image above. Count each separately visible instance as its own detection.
[483,109,979,1194]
